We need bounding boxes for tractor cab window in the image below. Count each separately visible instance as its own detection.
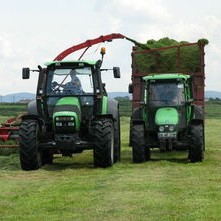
[47,67,94,95]
[148,82,185,106]
[46,67,94,117]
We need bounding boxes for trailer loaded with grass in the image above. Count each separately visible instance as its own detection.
[129,38,208,162]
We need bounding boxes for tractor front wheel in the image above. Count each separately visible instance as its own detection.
[19,120,42,170]
[93,118,114,168]
[132,124,147,163]
[189,124,204,162]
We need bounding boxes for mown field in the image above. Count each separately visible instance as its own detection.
[0,102,221,221]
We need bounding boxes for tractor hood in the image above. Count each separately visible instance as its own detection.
[155,107,179,125]
[53,97,81,132]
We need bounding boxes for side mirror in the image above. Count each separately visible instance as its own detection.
[113,67,120,78]
[22,68,30,79]
[128,83,133,93]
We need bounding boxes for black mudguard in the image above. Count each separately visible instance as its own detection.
[27,100,38,115]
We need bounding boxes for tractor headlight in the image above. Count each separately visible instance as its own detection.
[55,116,75,127]
[159,125,175,132]
[68,122,75,126]
[159,126,165,132]
[55,116,74,122]
[169,125,175,131]
[55,122,62,127]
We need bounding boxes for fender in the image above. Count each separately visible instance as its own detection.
[131,107,144,124]
[107,98,119,121]
[191,105,204,125]
[27,100,38,115]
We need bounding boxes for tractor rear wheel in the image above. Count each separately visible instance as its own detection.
[93,118,114,168]
[19,120,42,170]
[189,124,204,162]
[132,124,146,163]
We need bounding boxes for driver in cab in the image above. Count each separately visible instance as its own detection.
[63,70,83,95]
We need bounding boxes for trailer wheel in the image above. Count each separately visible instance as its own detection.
[114,113,121,163]
[93,119,114,168]
[132,124,146,163]
[189,124,204,162]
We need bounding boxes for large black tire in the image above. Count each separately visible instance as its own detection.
[19,120,42,170]
[93,119,114,168]
[189,124,204,162]
[132,124,147,163]
[129,108,142,146]
[129,120,132,146]
[114,113,121,163]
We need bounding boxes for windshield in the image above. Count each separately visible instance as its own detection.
[148,82,185,106]
[46,67,93,96]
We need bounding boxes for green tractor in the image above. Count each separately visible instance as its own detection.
[129,73,204,163]
[19,55,121,170]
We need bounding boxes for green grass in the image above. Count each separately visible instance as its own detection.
[205,101,221,119]
[0,117,221,220]
[0,103,27,117]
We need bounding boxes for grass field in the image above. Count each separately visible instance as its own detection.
[0,116,221,221]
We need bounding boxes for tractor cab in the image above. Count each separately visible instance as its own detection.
[44,61,98,126]
[44,61,99,144]
[141,73,193,151]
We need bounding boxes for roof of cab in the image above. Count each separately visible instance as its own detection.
[44,60,97,67]
[143,73,190,81]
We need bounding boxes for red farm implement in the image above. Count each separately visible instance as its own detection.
[0,114,25,148]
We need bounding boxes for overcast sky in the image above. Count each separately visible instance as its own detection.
[0,0,220,95]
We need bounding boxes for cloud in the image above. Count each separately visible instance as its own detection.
[113,0,171,22]
[0,34,14,58]
[0,33,40,94]
[100,9,221,91]
[93,0,171,37]
[0,0,221,94]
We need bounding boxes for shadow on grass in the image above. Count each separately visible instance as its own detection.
[150,157,189,164]
[43,152,95,171]
[122,147,191,165]
[44,161,95,171]
[0,148,193,172]
[150,150,190,164]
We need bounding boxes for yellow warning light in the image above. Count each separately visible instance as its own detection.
[100,47,106,55]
